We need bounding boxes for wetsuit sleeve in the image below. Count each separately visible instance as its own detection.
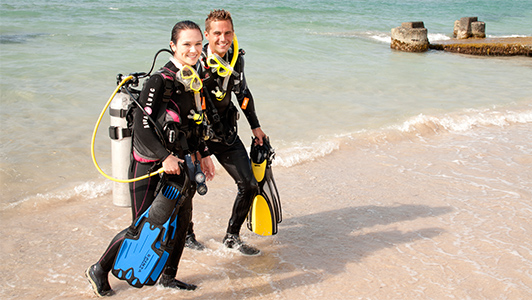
[233,54,261,130]
[132,74,171,161]
[198,141,211,158]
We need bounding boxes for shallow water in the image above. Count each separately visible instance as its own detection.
[1,0,531,206]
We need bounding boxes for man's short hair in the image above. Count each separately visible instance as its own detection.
[205,9,234,32]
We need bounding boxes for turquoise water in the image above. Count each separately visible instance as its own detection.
[1,0,531,206]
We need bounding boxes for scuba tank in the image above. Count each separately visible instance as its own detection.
[108,89,133,207]
[92,49,210,206]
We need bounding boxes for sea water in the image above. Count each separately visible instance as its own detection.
[1,0,530,208]
[1,1,532,299]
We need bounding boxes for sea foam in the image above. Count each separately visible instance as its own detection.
[273,106,532,168]
[395,108,532,134]
[1,180,111,211]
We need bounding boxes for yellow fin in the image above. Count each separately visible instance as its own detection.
[250,195,273,236]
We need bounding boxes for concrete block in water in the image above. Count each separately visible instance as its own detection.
[454,17,481,39]
[471,21,486,38]
[391,22,429,52]
[401,21,425,29]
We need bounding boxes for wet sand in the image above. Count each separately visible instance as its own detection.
[1,123,531,299]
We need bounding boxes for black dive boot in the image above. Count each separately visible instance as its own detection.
[223,233,261,256]
[159,274,197,290]
[185,233,205,251]
[85,263,115,297]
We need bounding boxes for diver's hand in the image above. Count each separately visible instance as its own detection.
[252,127,267,146]
[201,156,215,181]
[162,155,183,175]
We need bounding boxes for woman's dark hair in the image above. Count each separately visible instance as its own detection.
[171,20,202,44]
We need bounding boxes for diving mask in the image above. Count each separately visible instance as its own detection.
[176,65,202,92]
[206,53,235,77]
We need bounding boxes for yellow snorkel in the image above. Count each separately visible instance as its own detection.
[230,34,239,70]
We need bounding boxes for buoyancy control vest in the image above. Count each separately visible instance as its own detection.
[199,44,262,146]
[199,46,245,146]
[131,64,209,161]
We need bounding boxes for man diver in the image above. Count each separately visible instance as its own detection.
[184,9,267,256]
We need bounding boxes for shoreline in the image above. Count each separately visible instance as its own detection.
[429,37,532,56]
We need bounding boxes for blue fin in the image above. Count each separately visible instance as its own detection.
[111,177,185,288]
[112,208,176,287]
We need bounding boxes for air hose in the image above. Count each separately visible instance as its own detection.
[90,75,164,183]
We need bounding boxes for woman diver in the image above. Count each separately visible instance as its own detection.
[85,20,214,297]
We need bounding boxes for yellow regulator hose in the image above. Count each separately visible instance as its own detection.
[91,75,164,183]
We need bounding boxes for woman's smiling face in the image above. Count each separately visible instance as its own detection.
[170,28,203,66]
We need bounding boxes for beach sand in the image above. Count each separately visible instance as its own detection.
[1,123,531,299]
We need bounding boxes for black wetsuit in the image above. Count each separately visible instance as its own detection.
[96,61,209,279]
[195,44,260,235]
